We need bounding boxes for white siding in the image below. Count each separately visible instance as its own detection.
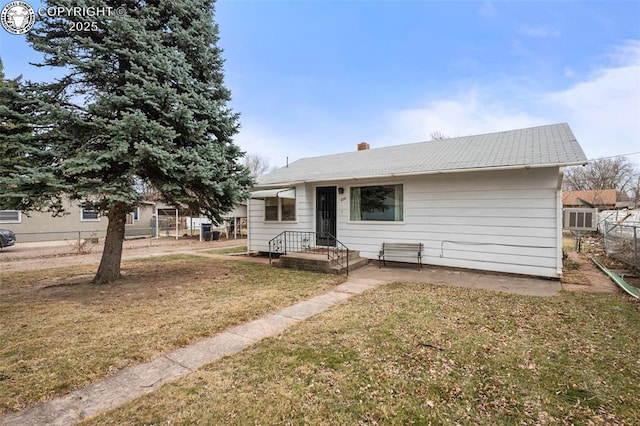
[249,167,563,278]
[248,184,314,252]
[338,168,561,278]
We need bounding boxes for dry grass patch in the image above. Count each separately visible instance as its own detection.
[205,245,248,255]
[85,284,640,425]
[561,258,590,285]
[0,255,344,414]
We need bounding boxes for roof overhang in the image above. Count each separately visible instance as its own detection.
[250,188,296,199]
[256,161,589,187]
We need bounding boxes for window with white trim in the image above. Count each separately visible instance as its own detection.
[265,198,279,221]
[281,198,296,221]
[0,210,21,223]
[350,184,403,221]
[264,197,296,222]
[81,209,100,221]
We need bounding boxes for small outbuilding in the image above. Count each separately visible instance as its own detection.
[248,123,588,278]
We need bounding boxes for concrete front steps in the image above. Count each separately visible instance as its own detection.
[276,249,369,274]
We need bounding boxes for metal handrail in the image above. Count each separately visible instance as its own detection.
[268,231,350,275]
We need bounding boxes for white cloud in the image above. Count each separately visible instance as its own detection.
[478,1,498,20]
[539,40,640,161]
[234,121,312,170]
[517,25,561,38]
[238,40,640,172]
[236,110,388,168]
[383,40,640,165]
[382,90,542,144]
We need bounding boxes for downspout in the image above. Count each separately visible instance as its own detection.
[247,200,251,251]
[556,167,564,277]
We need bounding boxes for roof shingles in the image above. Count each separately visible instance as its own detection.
[258,123,588,186]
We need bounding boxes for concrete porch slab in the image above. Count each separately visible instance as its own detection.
[350,264,562,296]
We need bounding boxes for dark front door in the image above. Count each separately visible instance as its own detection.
[316,186,337,246]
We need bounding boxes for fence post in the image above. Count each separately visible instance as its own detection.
[603,222,608,253]
[78,231,81,255]
[634,226,638,271]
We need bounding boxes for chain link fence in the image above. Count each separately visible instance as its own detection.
[10,228,159,256]
[12,221,244,247]
[603,221,639,271]
[14,228,158,244]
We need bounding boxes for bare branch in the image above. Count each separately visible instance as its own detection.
[563,157,638,202]
[244,153,273,178]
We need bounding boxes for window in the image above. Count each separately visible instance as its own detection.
[265,198,279,221]
[126,207,140,225]
[0,210,21,223]
[281,198,296,221]
[563,208,597,231]
[81,209,100,221]
[350,184,403,221]
[264,197,296,222]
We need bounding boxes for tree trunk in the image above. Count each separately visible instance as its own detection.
[92,202,128,284]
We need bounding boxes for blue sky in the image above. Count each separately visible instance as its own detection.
[2,0,639,169]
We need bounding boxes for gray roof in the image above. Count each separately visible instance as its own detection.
[257,123,588,186]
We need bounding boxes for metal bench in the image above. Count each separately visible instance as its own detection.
[378,242,423,270]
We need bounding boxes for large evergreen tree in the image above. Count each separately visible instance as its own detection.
[0,1,253,283]
[0,60,69,215]
[0,59,29,184]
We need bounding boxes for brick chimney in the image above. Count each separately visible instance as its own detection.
[357,142,370,151]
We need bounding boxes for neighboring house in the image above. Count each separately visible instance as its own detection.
[0,200,156,243]
[2,198,247,243]
[248,123,588,278]
[562,189,617,210]
[184,202,248,239]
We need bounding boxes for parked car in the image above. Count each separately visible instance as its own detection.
[0,229,16,248]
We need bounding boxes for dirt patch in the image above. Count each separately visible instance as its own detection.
[31,259,234,305]
[560,257,589,286]
[562,251,617,293]
[564,231,639,288]
[0,237,246,273]
[560,231,640,294]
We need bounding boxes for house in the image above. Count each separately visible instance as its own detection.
[2,195,249,244]
[247,123,588,278]
[0,200,156,243]
[562,189,617,210]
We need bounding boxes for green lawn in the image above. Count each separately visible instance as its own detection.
[83,283,640,425]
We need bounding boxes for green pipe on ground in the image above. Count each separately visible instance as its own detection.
[590,257,639,298]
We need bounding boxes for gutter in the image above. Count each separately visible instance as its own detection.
[255,161,588,188]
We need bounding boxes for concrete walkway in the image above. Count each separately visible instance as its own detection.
[0,277,386,426]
